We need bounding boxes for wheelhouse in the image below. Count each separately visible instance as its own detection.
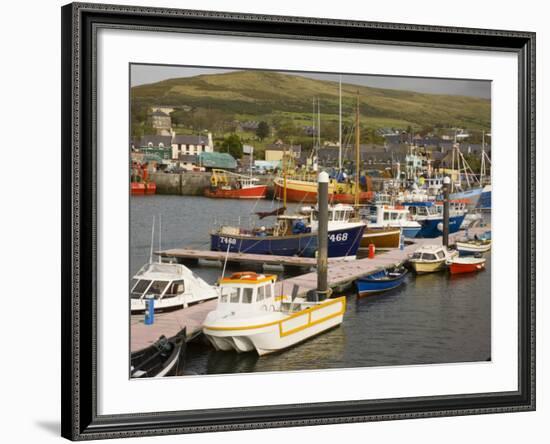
[310,204,356,223]
[217,272,277,312]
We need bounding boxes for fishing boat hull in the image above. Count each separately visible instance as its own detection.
[210,224,366,259]
[456,240,492,255]
[360,227,401,249]
[204,185,268,199]
[274,178,373,204]
[355,269,408,297]
[203,297,346,356]
[402,226,421,238]
[449,187,483,209]
[274,178,327,203]
[131,182,156,195]
[448,257,486,274]
[476,184,492,210]
[130,329,186,378]
[417,214,466,238]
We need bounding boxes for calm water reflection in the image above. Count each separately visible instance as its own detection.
[130,195,491,374]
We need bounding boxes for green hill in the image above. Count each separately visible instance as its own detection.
[131,70,490,139]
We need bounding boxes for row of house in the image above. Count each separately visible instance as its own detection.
[131,132,214,160]
[301,142,491,171]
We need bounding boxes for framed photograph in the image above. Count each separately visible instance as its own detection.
[61,2,536,440]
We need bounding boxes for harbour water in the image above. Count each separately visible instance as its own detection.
[130,195,491,374]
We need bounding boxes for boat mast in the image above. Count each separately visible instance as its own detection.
[283,145,287,207]
[338,75,342,171]
[250,145,254,180]
[354,92,360,208]
[149,215,155,264]
[312,97,316,167]
[158,214,162,263]
[479,130,485,186]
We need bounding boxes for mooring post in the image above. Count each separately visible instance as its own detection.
[443,176,451,248]
[317,171,329,301]
[144,297,155,325]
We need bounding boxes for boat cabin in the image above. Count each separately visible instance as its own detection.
[309,204,358,231]
[237,176,261,189]
[365,204,411,225]
[402,201,439,218]
[434,199,467,216]
[410,246,447,262]
[130,263,187,302]
[217,272,278,313]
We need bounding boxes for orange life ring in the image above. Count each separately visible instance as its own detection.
[230,271,258,280]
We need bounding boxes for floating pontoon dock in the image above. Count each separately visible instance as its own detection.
[131,227,489,352]
[156,249,321,268]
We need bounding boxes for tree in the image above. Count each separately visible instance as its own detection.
[256,121,270,141]
[219,134,243,159]
[277,119,297,140]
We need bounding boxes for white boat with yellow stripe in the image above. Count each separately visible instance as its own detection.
[203,272,346,356]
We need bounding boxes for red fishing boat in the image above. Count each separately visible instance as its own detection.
[131,163,156,195]
[205,169,267,200]
[447,257,486,275]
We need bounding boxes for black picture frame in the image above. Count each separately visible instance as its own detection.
[61,2,536,440]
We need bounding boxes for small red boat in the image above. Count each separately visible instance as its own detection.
[447,257,486,274]
[131,163,156,195]
[205,169,267,200]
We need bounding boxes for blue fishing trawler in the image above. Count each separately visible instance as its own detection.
[210,204,366,259]
[476,184,492,210]
[402,201,466,238]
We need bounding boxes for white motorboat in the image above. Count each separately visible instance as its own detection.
[130,262,219,313]
[202,272,346,356]
[456,239,492,255]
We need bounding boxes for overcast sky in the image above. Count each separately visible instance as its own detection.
[130,64,491,99]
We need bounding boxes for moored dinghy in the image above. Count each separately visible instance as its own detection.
[456,239,491,256]
[355,266,408,297]
[447,257,486,275]
[130,328,187,378]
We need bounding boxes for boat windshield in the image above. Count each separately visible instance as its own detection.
[131,279,151,299]
[422,253,437,261]
[411,252,422,260]
[145,281,170,299]
[130,279,171,299]
[219,285,271,304]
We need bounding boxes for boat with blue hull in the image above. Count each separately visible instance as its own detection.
[449,186,483,209]
[210,224,365,258]
[402,201,466,238]
[476,184,492,210]
[355,267,408,297]
[210,204,366,259]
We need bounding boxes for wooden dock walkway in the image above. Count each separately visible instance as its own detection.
[131,226,489,352]
[156,248,344,268]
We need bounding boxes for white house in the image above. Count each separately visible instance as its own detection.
[171,132,214,159]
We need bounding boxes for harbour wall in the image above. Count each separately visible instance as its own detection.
[150,172,384,196]
[150,172,274,196]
